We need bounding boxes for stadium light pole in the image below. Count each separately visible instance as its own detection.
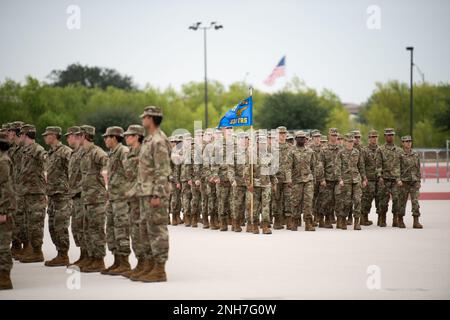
[406,46,414,139]
[189,22,223,128]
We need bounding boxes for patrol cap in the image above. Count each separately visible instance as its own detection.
[20,124,36,135]
[102,126,124,138]
[140,106,163,118]
[328,128,338,136]
[237,132,249,138]
[351,130,361,138]
[80,125,96,136]
[344,133,355,142]
[0,132,9,143]
[277,126,288,133]
[124,124,144,137]
[295,130,307,138]
[65,126,81,136]
[194,129,204,136]
[10,121,25,131]
[311,129,321,137]
[42,126,62,136]
[384,128,395,135]
[337,133,343,140]
[368,129,379,138]
[182,133,192,139]
[320,135,328,142]
[401,135,412,142]
[287,134,294,140]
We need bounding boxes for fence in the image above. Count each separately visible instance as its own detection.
[416,140,450,183]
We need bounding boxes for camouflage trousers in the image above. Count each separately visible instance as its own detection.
[398,181,421,217]
[83,203,106,258]
[170,183,181,216]
[24,194,46,248]
[12,195,27,244]
[246,186,271,224]
[70,194,84,248]
[106,200,131,256]
[317,180,339,217]
[217,182,231,220]
[139,196,169,263]
[47,194,71,252]
[191,183,201,217]
[362,180,379,215]
[291,181,314,220]
[272,182,292,217]
[313,181,321,218]
[0,215,13,272]
[129,199,150,259]
[232,185,246,221]
[200,180,209,219]
[336,181,362,218]
[207,181,217,218]
[377,178,400,216]
[181,182,192,216]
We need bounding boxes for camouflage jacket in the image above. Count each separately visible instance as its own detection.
[107,143,129,201]
[0,151,16,215]
[169,144,182,185]
[7,142,23,188]
[320,143,342,182]
[202,142,215,182]
[336,148,365,183]
[192,142,204,182]
[80,143,108,204]
[310,143,324,182]
[137,128,172,198]
[211,140,234,183]
[179,142,193,182]
[46,142,72,196]
[244,149,278,187]
[274,142,292,183]
[376,143,401,181]
[362,144,379,181]
[227,145,247,186]
[20,142,47,195]
[123,144,141,199]
[286,145,316,184]
[68,146,84,197]
[400,149,421,181]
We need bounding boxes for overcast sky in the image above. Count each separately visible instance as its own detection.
[1,0,449,103]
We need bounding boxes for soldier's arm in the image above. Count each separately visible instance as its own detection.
[0,159,9,184]
[285,149,293,184]
[393,148,401,182]
[151,139,171,198]
[375,148,383,179]
[358,150,366,181]
[335,152,342,181]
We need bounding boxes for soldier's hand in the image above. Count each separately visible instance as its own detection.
[188,180,193,186]
[248,185,254,193]
[176,183,181,189]
[231,180,237,187]
[195,180,201,186]
[320,180,327,187]
[150,197,161,208]
[287,182,292,189]
[0,215,7,224]
[397,180,403,187]
[215,178,221,184]
[378,177,384,186]
[363,179,368,188]
[339,180,344,188]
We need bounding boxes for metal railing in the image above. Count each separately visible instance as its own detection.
[416,142,450,183]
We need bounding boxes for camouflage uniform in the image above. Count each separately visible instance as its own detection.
[44,127,72,253]
[361,130,379,225]
[180,134,193,225]
[191,134,203,227]
[310,130,324,224]
[204,134,219,229]
[169,136,182,224]
[104,127,131,257]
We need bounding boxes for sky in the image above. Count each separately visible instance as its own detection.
[0,0,449,104]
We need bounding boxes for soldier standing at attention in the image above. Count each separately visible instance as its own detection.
[169,135,183,225]
[179,133,193,226]
[199,130,213,229]
[346,130,365,226]
[79,125,108,273]
[286,131,316,231]
[376,128,401,228]
[360,130,379,226]
[17,125,47,263]
[335,133,366,230]
[42,126,72,267]
[398,136,423,229]
[102,126,132,276]
[133,106,171,283]
[0,132,16,290]
[310,130,323,227]
[191,129,204,228]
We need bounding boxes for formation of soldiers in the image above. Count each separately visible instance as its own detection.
[0,113,424,291]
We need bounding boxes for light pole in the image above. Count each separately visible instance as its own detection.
[406,46,414,139]
[189,21,223,128]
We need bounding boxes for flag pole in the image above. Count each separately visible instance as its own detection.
[249,86,254,225]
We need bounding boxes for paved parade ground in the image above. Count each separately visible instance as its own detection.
[1,182,449,300]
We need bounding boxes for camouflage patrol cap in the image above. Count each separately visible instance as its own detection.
[320,135,328,142]
[20,124,36,135]
[80,125,96,136]
[102,126,124,137]
[0,124,8,133]
[124,124,144,137]
[0,132,9,143]
[401,135,412,142]
[384,128,395,135]
[194,129,204,136]
[65,126,81,136]
[182,133,192,139]
[140,106,163,118]
[328,128,338,136]
[277,126,288,133]
[311,129,321,137]
[295,130,307,138]
[344,133,355,142]
[42,126,62,136]
[10,121,25,130]
[257,134,268,143]
[287,134,294,140]
[237,132,249,138]
[351,130,361,138]
[368,129,379,137]
[337,133,343,140]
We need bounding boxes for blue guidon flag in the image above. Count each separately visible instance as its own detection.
[218,96,253,128]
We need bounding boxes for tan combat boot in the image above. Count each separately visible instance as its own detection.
[354,217,361,230]
[202,215,210,229]
[324,215,333,229]
[176,214,183,224]
[20,246,44,263]
[130,259,155,281]
[184,213,191,227]
[79,257,95,272]
[171,214,179,226]
[245,222,253,233]
[262,222,272,234]
[0,270,13,290]
[365,214,373,226]
[341,217,347,230]
[219,218,228,231]
[11,241,22,260]
[252,222,260,234]
[330,214,337,224]
[16,241,32,261]
[305,218,316,231]
[210,215,219,230]
[290,217,298,231]
[392,214,399,227]
[101,254,119,275]
[413,216,423,229]
[379,213,387,227]
[285,216,293,230]
[137,261,167,283]
[83,257,105,273]
[336,216,342,229]
[273,215,283,230]
[191,214,198,228]
[109,255,131,276]
[347,215,353,226]
[233,219,242,232]
[397,215,406,228]
[318,215,326,228]
[45,250,70,267]
[122,256,145,278]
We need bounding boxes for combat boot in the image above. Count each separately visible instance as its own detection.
[69,249,86,267]
[184,214,191,227]
[11,241,22,260]
[364,214,373,226]
[290,218,298,231]
[285,216,292,230]
[330,214,337,224]
[137,261,167,283]
[109,255,131,275]
[0,271,13,290]
[122,256,145,278]
[219,218,228,231]
[45,250,69,267]
[377,214,381,226]
[413,216,423,229]
[101,254,119,275]
[318,215,326,228]
[83,257,105,273]
[252,222,260,234]
[324,215,333,229]
[392,214,399,227]
[341,217,347,230]
[79,257,94,272]
[245,222,253,233]
[305,218,316,231]
[227,216,232,226]
[233,219,242,232]
[210,215,219,230]
[347,215,353,226]
[20,246,44,263]
[16,241,32,261]
[130,259,156,281]
[176,214,183,224]
[379,213,387,227]
[191,214,198,228]
[312,215,319,227]
[171,214,179,226]
[273,215,283,230]
[354,217,361,230]
[262,222,272,234]
[397,215,406,228]
[202,215,210,229]
[297,217,302,227]
[336,216,342,229]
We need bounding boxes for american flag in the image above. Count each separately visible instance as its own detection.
[263,56,286,86]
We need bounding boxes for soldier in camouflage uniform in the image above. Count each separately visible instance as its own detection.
[169,135,183,225]
[317,128,341,229]
[79,125,108,273]
[42,126,73,267]
[287,134,294,146]
[310,130,323,226]
[320,135,328,147]
[376,128,402,228]
[131,106,171,283]
[286,131,316,231]
[335,133,366,230]
[398,136,423,229]
[122,124,151,279]
[346,129,365,226]
[102,126,132,275]
[191,129,204,228]
[180,133,193,226]
[199,129,214,229]
[361,130,379,226]
[0,132,16,290]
